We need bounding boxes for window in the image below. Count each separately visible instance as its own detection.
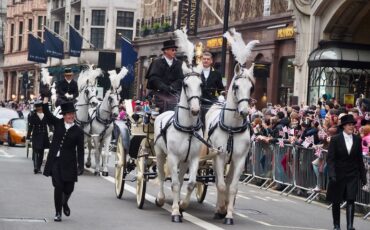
[54,21,60,34]
[18,21,23,51]
[10,23,14,53]
[117,11,134,27]
[74,15,80,30]
[28,19,33,32]
[115,29,133,49]
[91,10,105,49]
[91,28,104,49]
[91,10,105,26]
[278,57,295,106]
[115,11,134,49]
[38,16,43,30]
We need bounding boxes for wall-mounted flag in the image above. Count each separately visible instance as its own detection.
[44,28,64,59]
[27,34,47,63]
[69,25,82,57]
[121,37,137,84]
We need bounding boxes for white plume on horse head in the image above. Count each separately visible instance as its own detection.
[109,66,128,91]
[41,68,52,86]
[223,28,259,65]
[174,27,194,65]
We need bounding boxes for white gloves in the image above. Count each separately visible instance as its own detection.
[65,93,73,99]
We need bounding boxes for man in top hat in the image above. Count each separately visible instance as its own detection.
[41,94,84,222]
[26,100,50,174]
[56,68,78,107]
[327,114,367,230]
[146,39,184,112]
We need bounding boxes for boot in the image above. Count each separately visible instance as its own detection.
[332,203,341,230]
[346,202,355,230]
[54,212,62,222]
[32,152,38,174]
[36,151,44,173]
[62,193,71,216]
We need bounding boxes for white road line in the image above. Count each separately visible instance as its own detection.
[0,149,14,158]
[96,171,225,230]
[237,194,251,200]
[254,195,268,201]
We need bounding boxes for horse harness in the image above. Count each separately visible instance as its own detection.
[93,94,119,142]
[75,85,97,136]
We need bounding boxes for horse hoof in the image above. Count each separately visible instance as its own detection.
[155,198,164,207]
[102,172,108,177]
[213,212,226,219]
[223,218,234,225]
[85,162,91,168]
[171,215,182,223]
[179,208,184,218]
[94,171,100,176]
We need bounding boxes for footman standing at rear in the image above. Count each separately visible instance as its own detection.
[327,114,367,230]
[40,89,84,222]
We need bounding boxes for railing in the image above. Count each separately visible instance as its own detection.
[137,15,174,37]
[243,141,370,219]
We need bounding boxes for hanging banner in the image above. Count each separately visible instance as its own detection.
[177,0,200,35]
[121,37,137,84]
[69,25,83,57]
[27,34,47,63]
[44,28,64,59]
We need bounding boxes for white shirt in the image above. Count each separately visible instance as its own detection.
[66,79,72,83]
[343,131,353,155]
[36,112,44,120]
[203,67,211,80]
[164,56,173,66]
[56,123,75,157]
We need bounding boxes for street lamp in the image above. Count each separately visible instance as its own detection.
[11,94,16,101]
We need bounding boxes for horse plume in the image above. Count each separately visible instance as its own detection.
[223,28,259,65]
[174,27,194,65]
[109,67,128,91]
[41,68,52,86]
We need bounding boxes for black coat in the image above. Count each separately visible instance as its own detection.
[201,68,224,103]
[42,103,84,182]
[326,132,367,203]
[56,79,78,106]
[146,58,184,93]
[26,111,50,149]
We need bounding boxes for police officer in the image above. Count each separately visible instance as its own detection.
[26,100,50,174]
[146,39,184,112]
[41,92,84,222]
[56,68,78,107]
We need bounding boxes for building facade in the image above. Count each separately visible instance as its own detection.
[0,0,7,101]
[133,0,295,108]
[290,0,370,105]
[2,0,47,102]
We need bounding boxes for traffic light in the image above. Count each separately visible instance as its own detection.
[22,72,29,89]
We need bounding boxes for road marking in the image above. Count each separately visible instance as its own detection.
[0,149,14,158]
[254,195,268,201]
[94,171,225,230]
[237,194,251,200]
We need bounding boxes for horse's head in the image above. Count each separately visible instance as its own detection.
[182,63,203,116]
[107,90,120,118]
[84,83,99,107]
[230,63,255,118]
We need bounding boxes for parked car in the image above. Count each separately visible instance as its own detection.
[0,108,24,146]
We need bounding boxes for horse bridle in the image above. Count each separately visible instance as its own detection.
[178,73,202,110]
[76,85,97,107]
[226,70,255,112]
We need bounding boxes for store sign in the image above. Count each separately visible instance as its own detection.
[206,37,223,49]
[177,0,200,35]
[277,26,295,39]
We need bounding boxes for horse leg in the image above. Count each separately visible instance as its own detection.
[155,149,166,207]
[213,155,227,219]
[167,153,182,223]
[85,137,92,168]
[180,156,199,211]
[101,135,111,177]
[224,155,247,225]
[92,137,100,176]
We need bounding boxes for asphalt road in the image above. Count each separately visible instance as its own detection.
[1,144,369,230]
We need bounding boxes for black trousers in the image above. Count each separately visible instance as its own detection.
[32,148,44,170]
[51,159,75,213]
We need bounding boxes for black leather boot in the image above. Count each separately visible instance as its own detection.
[332,203,341,230]
[36,151,43,173]
[62,193,71,216]
[346,202,355,230]
[54,212,62,222]
[32,152,38,174]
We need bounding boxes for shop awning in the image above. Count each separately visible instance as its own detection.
[308,41,370,69]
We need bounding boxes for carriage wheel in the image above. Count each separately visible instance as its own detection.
[115,135,126,199]
[196,169,208,203]
[136,144,147,209]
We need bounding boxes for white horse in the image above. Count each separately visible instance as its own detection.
[154,63,203,223]
[89,89,120,176]
[206,28,258,225]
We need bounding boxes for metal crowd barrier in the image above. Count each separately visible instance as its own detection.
[243,141,370,219]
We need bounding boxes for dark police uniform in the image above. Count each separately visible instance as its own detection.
[42,102,84,221]
[26,102,50,174]
[146,40,184,112]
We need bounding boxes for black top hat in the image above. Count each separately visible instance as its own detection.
[64,68,72,74]
[59,102,77,115]
[339,114,356,127]
[162,39,178,51]
[34,100,43,107]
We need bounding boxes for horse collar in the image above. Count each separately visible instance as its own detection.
[173,106,202,133]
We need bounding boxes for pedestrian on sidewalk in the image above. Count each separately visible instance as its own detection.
[40,91,84,222]
[26,100,50,174]
[327,114,367,230]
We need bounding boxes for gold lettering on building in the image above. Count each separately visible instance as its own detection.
[206,37,223,49]
[277,26,295,39]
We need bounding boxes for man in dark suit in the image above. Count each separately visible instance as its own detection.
[200,52,224,125]
[42,95,84,222]
[56,68,78,107]
[146,39,184,112]
[327,114,367,230]
[26,100,50,174]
